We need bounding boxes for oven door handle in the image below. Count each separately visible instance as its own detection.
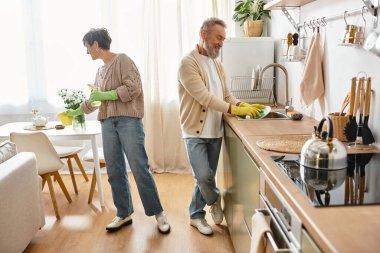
[255,208,292,253]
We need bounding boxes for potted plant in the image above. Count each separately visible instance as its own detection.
[232,0,271,37]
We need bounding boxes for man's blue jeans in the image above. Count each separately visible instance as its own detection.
[184,137,222,219]
[102,116,163,218]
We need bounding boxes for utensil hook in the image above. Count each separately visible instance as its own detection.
[344,10,348,25]
[321,17,327,27]
[356,71,368,80]
[303,21,308,36]
[362,6,367,30]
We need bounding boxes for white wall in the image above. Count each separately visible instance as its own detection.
[267,0,380,148]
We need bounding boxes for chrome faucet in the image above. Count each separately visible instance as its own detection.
[257,63,292,111]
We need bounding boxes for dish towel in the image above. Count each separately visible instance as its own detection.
[250,212,272,253]
[300,30,325,107]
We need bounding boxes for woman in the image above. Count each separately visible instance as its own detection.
[68,28,170,233]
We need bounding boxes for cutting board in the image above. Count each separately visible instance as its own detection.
[256,135,311,153]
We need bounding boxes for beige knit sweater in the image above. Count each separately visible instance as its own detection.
[178,46,239,136]
[82,53,144,120]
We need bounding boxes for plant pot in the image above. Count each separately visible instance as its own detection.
[243,20,264,37]
[57,111,73,126]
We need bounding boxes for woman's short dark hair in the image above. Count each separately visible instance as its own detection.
[83,28,112,50]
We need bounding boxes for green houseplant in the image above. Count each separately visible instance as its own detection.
[232,0,271,37]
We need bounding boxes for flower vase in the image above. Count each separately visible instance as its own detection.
[72,114,86,132]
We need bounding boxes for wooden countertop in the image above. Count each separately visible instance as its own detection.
[223,114,380,253]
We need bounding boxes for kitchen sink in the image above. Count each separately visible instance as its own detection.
[237,109,291,120]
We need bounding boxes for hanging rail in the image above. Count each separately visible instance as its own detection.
[298,1,379,30]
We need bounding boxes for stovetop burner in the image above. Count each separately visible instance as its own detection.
[272,154,380,207]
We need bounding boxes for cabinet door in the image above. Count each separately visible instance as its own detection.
[224,123,261,253]
[301,228,321,253]
[223,124,236,234]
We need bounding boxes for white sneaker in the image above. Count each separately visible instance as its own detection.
[155,212,171,234]
[210,195,223,225]
[106,216,132,232]
[190,218,213,235]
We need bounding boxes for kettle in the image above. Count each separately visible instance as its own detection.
[300,117,347,205]
[33,115,48,127]
[300,116,347,170]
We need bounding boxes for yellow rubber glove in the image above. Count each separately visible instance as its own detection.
[231,105,261,118]
[239,102,266,109]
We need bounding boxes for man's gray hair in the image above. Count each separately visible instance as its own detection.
[201,17,227,31]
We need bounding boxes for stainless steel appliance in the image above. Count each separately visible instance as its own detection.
[272,153,379,207]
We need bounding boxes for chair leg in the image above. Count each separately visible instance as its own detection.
[53,171,72,203]
[88,168,97,204]
[42,178,46,190]
[67,157,78,194]
[73,154,89,182]
[44,174,60,219]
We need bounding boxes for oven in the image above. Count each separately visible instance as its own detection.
[258,169,302,253]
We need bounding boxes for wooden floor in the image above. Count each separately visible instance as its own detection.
[25,172,235,253]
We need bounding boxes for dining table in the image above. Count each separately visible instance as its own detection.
[0,120,105,207]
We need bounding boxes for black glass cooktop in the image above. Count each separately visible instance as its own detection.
[272,154,380,207]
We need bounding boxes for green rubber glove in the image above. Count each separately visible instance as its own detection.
[231,105,261,118]
[89,90,118,102]
[239,102,266,109]
[66,107,84,117]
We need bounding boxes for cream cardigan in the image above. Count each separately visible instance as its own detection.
[178,46,239,137]
[82,53,144,121]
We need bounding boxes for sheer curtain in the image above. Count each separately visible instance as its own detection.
[0,0,234,173]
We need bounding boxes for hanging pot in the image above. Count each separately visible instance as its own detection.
[300,116,347,193]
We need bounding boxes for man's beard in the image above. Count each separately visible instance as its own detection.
[204,40,220,59]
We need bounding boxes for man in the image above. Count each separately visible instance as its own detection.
[177,17,264,235]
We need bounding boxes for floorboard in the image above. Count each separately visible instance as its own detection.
[24,172,235,253]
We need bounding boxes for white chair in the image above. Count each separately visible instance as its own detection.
[83,148,105,204]
[52,140,89,194]
[10,132,72,219]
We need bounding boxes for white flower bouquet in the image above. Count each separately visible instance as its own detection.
[57,88,86,110]
[57,88,87,128]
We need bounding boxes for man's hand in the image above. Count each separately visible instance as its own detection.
[89,90,118,102]
[231,105,261,118]
[66,107,84,117]
[239,102,266,109]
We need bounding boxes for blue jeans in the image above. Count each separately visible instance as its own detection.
[184,137,222,219]
[101,116,163,217]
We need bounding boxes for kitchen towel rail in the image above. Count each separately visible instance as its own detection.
[298,2,380,30]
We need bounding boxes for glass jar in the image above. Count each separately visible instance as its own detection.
[347,25,357,44]
[341,25,357,44]
[72,114,86,132]
[354,26,364,45]
[340,25,350,44]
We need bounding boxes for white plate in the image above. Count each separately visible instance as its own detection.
[238,105,271,120]
[256,105,271,119]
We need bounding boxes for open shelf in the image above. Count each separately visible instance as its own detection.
[264,0,316,10]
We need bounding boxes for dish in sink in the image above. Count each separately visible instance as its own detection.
[236,106,291,120]
[237,105,271,120]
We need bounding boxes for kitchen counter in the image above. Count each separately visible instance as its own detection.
[223,114,380,253]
